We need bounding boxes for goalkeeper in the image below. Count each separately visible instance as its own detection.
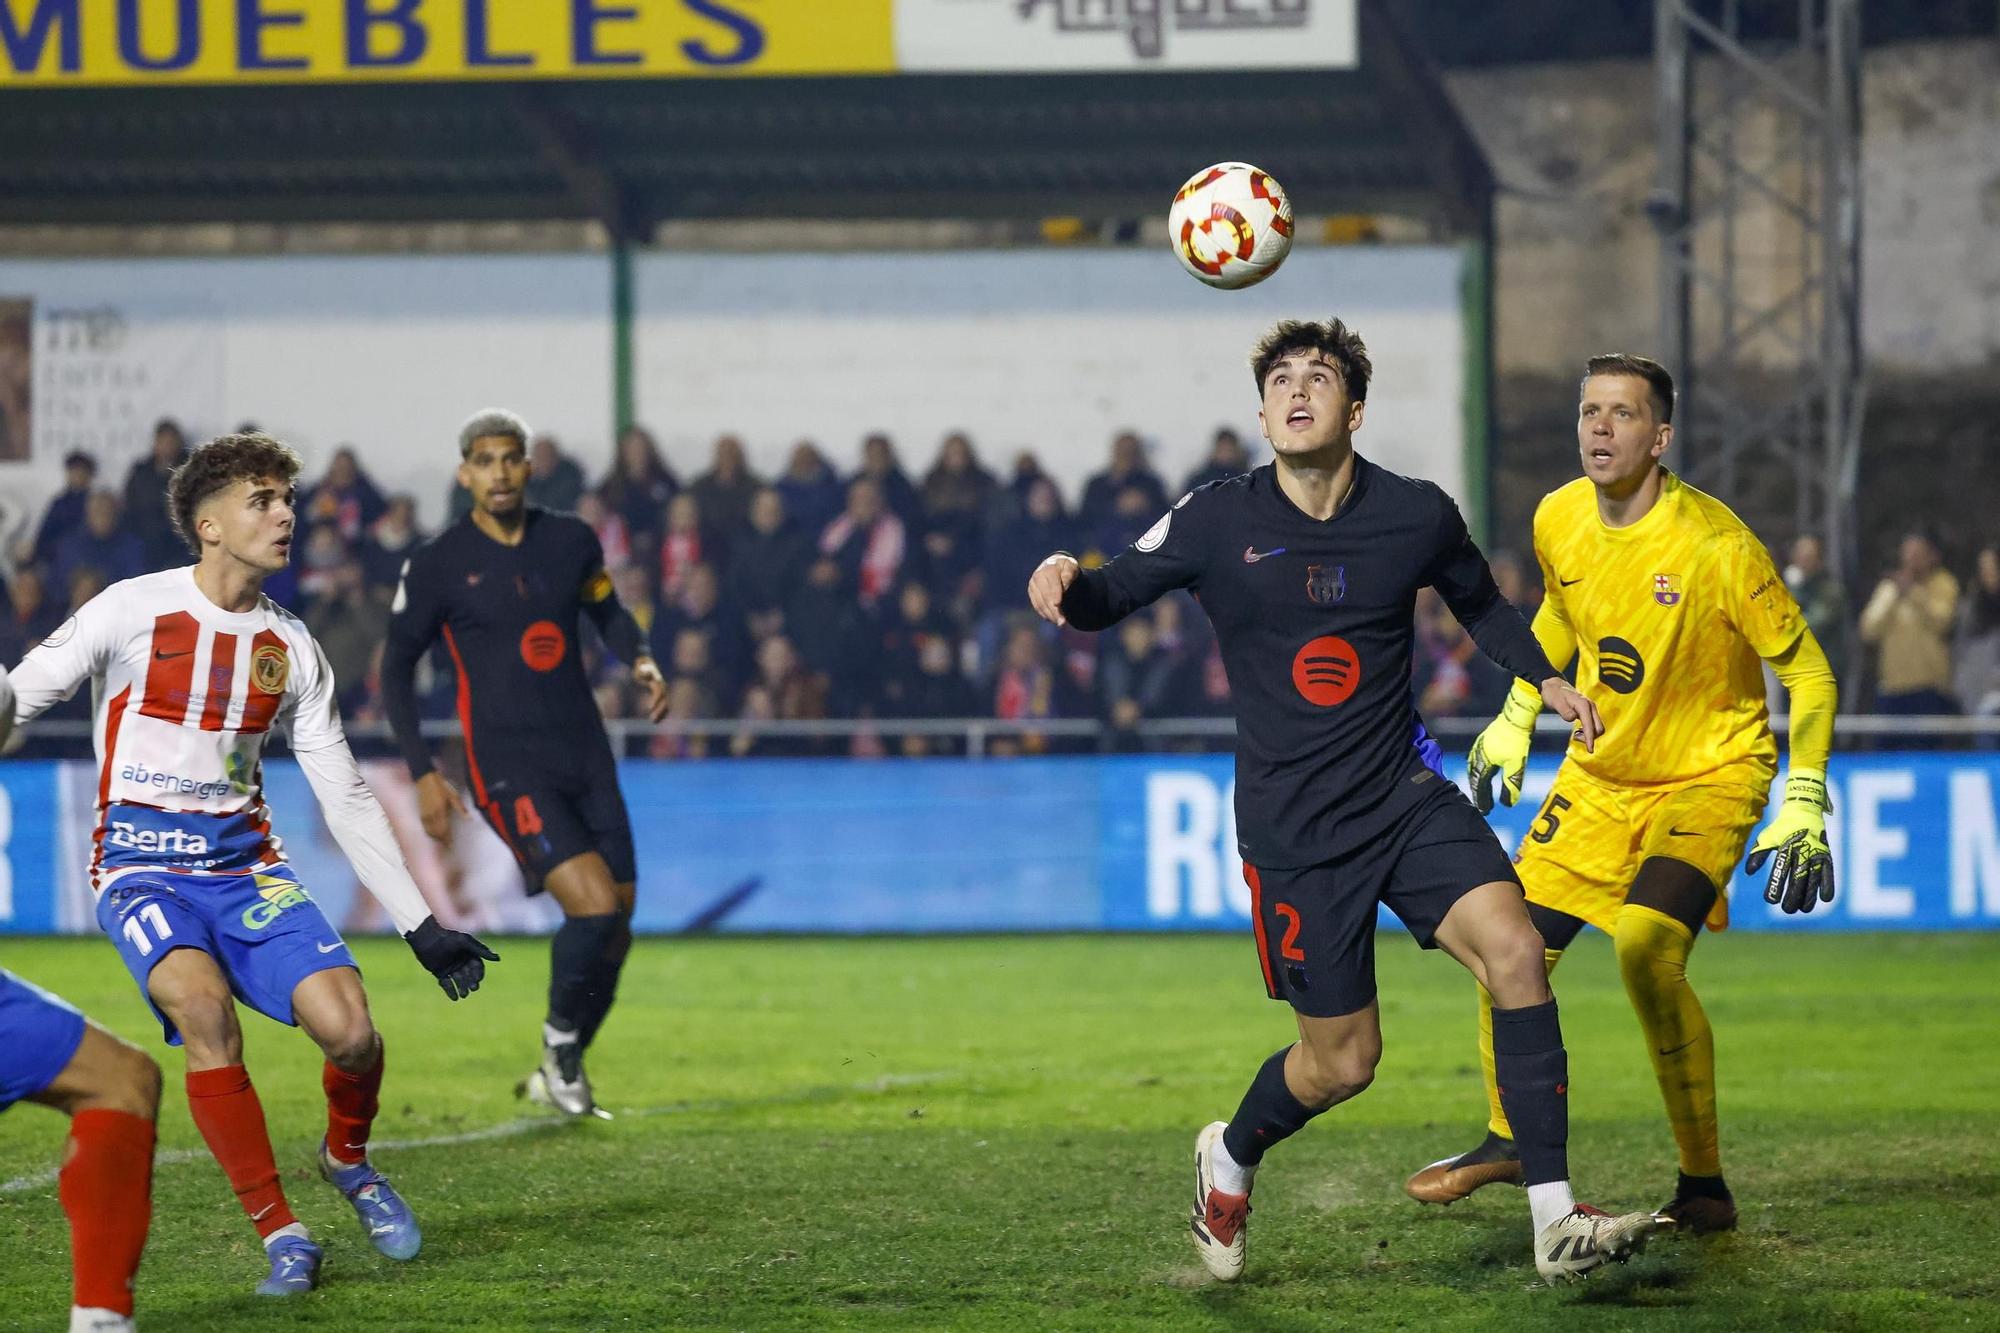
[1403,355,1838,1234]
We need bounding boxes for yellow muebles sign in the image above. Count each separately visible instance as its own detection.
[0,0,896,85]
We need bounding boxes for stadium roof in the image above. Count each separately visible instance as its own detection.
[0,2,1492,238]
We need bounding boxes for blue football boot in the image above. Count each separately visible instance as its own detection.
[319,1140,423,1260]
[255,1234,323,1296]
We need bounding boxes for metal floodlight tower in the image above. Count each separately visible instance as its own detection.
[1648,0,1863,582]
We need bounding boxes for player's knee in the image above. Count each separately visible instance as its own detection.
[168,991,243,1064]
[319,1021,381,1072]
[1482,930,1554,1006]
[1294,1041,1380,1107]
[109,1041,163,1119]
[1613,917,1681,991]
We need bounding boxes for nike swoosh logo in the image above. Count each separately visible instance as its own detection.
[1560,577,1584,587]
[1658,1039,1698,1057]
[1668,828,1703,838]
[317,940,345,954]
[250,1203,276,1222]
[1242,546,1287,563]
[153,649,192,660]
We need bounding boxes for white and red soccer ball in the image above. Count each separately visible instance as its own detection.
[1167,162,1294,290]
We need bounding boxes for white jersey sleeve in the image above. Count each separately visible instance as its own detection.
[9,589,123,723]
[278,633,348,754]
[293,740,435,936]
[279,622,434,935]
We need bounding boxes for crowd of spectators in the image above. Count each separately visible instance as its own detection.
[6,418,1998,756]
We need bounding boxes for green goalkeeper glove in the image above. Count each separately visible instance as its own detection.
[1745,769,1836,914]
[1467,689,1541,815]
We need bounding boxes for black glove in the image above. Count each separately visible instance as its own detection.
[1744,771,1837,915]
[404,915,499,1000]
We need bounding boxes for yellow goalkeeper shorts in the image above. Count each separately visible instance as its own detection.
[1510,766,1767,933]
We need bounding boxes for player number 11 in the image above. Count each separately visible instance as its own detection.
[121,901,176,957]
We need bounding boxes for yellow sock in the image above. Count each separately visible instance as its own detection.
[1614,903,1721,1177]
[1478,948,1563,1140]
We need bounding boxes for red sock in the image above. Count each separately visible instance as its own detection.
[323,1038,384,1167]
[60,1109,155,1317]
[184,1065,296,1239]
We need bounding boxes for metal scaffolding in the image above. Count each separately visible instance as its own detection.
[1648,0,1863,577]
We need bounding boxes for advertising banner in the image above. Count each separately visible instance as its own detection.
[0,0,894,86]
[0,0,1354,87]
[15,297,223,474]
[895,0,1356,73]
[1,752,1995,937]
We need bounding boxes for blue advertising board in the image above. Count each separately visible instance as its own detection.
[1,753,1996,936]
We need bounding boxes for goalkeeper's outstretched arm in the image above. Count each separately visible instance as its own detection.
[1747,628,1840,914]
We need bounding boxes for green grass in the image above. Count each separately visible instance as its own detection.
[3,931,1998,1330]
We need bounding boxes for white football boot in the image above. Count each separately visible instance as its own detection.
[1535,1204,1662,1284]
[1189,1121,1252,1281]
[523,1039,610,1119]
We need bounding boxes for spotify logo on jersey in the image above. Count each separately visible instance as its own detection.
[1596,637,1646,694]
[520,620,568,673]
[1292,635,1361,707]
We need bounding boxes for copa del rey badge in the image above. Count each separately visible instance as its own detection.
[1653,573,1683,607]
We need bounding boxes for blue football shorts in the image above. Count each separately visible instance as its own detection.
[95,864,358,1046]
[0,967,89,1111]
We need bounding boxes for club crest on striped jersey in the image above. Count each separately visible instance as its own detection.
[251,644,290,694]
[1653,573,1683,607]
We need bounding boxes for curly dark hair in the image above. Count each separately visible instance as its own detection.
[1582,353,1676,424]
[1249,318,1372,402]
[167,432,303,554]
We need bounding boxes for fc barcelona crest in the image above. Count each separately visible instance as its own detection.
[1653,573,1682,607]
[251,645,290,694]
[1306,564,1347,606]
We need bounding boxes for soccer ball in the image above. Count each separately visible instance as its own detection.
[1167,162,1294,290]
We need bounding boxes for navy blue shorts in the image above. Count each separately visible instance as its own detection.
[1244,783,1519,1018]
[472,741,635,892]
[0,968,88,1111]
[96,864,358,1046]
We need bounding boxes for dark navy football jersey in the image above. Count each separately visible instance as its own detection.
[1061,458,1555,868]
[381,508,644,780]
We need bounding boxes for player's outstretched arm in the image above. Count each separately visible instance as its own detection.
[1426,494,1573,700]
[575,552,669,722]
[1748,628,1839,913]
[1031,494,1211,632]
[294,738,501,998]
[5,589,119,739]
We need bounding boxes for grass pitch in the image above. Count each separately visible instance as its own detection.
[2,930,1997,1330]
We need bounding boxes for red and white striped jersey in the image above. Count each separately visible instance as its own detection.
[10,567,347,892]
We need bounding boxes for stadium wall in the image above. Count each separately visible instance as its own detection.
[1445,38,2000,378]
[2,752,1995,937]
[0,247,1466,536]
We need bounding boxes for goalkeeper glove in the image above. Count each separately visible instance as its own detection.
[1745,769,1836,914]
[404,916,500,1000]
[1467,689,1541,815]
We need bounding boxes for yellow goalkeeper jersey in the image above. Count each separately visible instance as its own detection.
[1530,471,1807,790]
